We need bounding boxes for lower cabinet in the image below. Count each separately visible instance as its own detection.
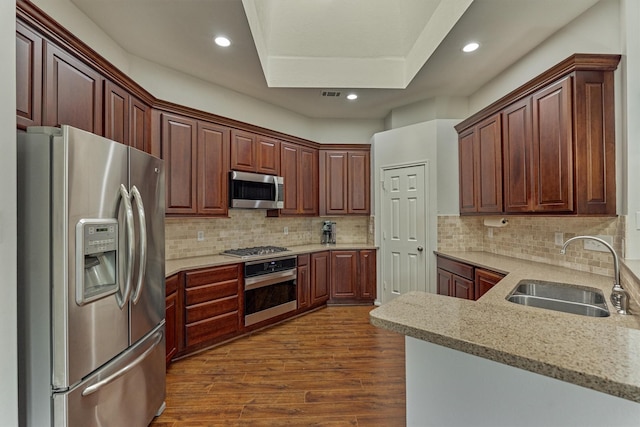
[310,251,330,306]
[165,273,180,366]
[183,263,242,352]
[297,254,311,310]
[436,254,505,301]
[329,250,377,304]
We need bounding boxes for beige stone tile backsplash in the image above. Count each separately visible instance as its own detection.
[165,210,370,260]
[437,215,625,278]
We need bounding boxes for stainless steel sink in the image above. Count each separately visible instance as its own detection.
[506,280,610,317]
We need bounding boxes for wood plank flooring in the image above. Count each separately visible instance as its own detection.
[151,306,406,426]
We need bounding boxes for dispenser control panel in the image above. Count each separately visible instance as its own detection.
[83,222,117,255]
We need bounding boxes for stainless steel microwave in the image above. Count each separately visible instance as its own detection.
[229,170,284,209]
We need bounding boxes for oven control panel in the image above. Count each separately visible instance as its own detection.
[245,256,297,277]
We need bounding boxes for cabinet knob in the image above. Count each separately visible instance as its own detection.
[417,246,424,252]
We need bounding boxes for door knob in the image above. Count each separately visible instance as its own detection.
[417,246,424,252]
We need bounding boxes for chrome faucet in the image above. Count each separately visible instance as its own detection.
[560,236,629,315]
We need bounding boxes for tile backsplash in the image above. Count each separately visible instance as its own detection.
[438,215,624,278]
[165,210,371,260]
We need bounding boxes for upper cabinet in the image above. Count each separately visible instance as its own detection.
[104,81,151,152]
[278,142,318,216]
[319,148,371,215]
[456,54,620,216]
[161,112,230,216]
[230,129,280,175]
[16,21,42,129]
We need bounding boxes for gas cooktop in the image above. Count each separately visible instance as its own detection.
[221,246,290,258]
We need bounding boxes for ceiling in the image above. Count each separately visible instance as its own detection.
[70,0,602,120]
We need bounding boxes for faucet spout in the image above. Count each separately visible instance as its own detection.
[560,236,629,315]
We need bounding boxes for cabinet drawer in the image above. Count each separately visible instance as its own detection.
[185,264,240,288]
[186,295,238,324]
[437,257,474,280]
[185,279,238,305]
[298,254,310,266]
[185,311,239,347]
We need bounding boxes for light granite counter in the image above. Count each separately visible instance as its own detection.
[370,251,640,403]
[166,244,377,276]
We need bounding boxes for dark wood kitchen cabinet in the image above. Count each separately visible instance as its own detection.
[277,142,318,216]
[230,129,280,174]
[16,21,42,130]
[183,264,242,352]
[329,250,376,304]
[104,81,150,152]
[165,273,180,366]
[458,113,503,214]
[161,112,230,216]
[310,251,330,306]
[319,148,370,215]
[436,254,505,300]
[297,254,310,311]
[456,54,619,216]
[43,41,103,134]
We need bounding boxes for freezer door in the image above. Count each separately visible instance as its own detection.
[129,148,165,344]
[53,126,130,388]
[53,324,166,427]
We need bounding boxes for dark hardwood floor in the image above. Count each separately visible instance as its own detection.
[151,306,406,426]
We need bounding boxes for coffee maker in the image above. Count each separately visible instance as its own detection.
[321,220,336,245]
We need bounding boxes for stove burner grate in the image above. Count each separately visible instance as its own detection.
[222,245,290,257]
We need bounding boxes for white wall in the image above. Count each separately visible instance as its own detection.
[2,0,17,424]
[385,96,468,130]
[372,119,460,296]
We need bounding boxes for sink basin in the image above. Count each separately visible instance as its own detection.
[506,280,610,317]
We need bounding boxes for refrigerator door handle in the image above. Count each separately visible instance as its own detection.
[117,184,135,309]
[80,330,163,396]
[130,185,147,305]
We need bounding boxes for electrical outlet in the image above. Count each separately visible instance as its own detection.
[197,231,204,241]
[583,235,613,252]
[284,226,289,235]
[554,232,563,246]
[488,228,493,238]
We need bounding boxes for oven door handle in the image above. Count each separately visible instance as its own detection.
[245,269,297,290]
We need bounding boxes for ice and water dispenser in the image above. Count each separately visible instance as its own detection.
[76,218,118,305]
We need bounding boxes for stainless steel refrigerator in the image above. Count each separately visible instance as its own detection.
[17,126,166,426]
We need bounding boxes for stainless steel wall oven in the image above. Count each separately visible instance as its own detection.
[243,256,297,326]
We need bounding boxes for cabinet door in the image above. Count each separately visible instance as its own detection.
[104,81,129,145]
[129,96,150,153]
[162,113,197,214]
[321,151,348,215]
[299,147,319,215]
[359,250,376,300]
[297,264,310,310]
[330,251,358,300]
[532,77,573,212]
[437,268,452,296]
[458,128,477,214]
[256,136,280,175]
[197,122,230,216]
[503,98,533,212]
[230,129,256,172]
[475,269,505,300]
[44,42,103,134]
[348,151,370,214]
[453,275,474,300]
[16,21,42,130]
[310,251,330,306]
[476,114,503,213]
[280,142,299,214]
[165,273,181,364]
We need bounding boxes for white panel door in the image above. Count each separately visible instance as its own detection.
[381,164,428,303]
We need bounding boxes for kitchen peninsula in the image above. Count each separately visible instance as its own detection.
[371,251,640,427]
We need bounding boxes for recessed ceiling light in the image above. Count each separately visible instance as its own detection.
[462,42,479,53]
[346,93,358,100]
[214,36,231,47]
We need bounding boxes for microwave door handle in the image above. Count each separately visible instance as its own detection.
[117,184,134,309]
[130,185,147,305]
[273,175,279,204]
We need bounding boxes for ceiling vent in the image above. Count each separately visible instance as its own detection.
[321,90,342,98]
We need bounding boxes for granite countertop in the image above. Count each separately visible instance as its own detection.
[165,243,377,276]
[370,251,640,403]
